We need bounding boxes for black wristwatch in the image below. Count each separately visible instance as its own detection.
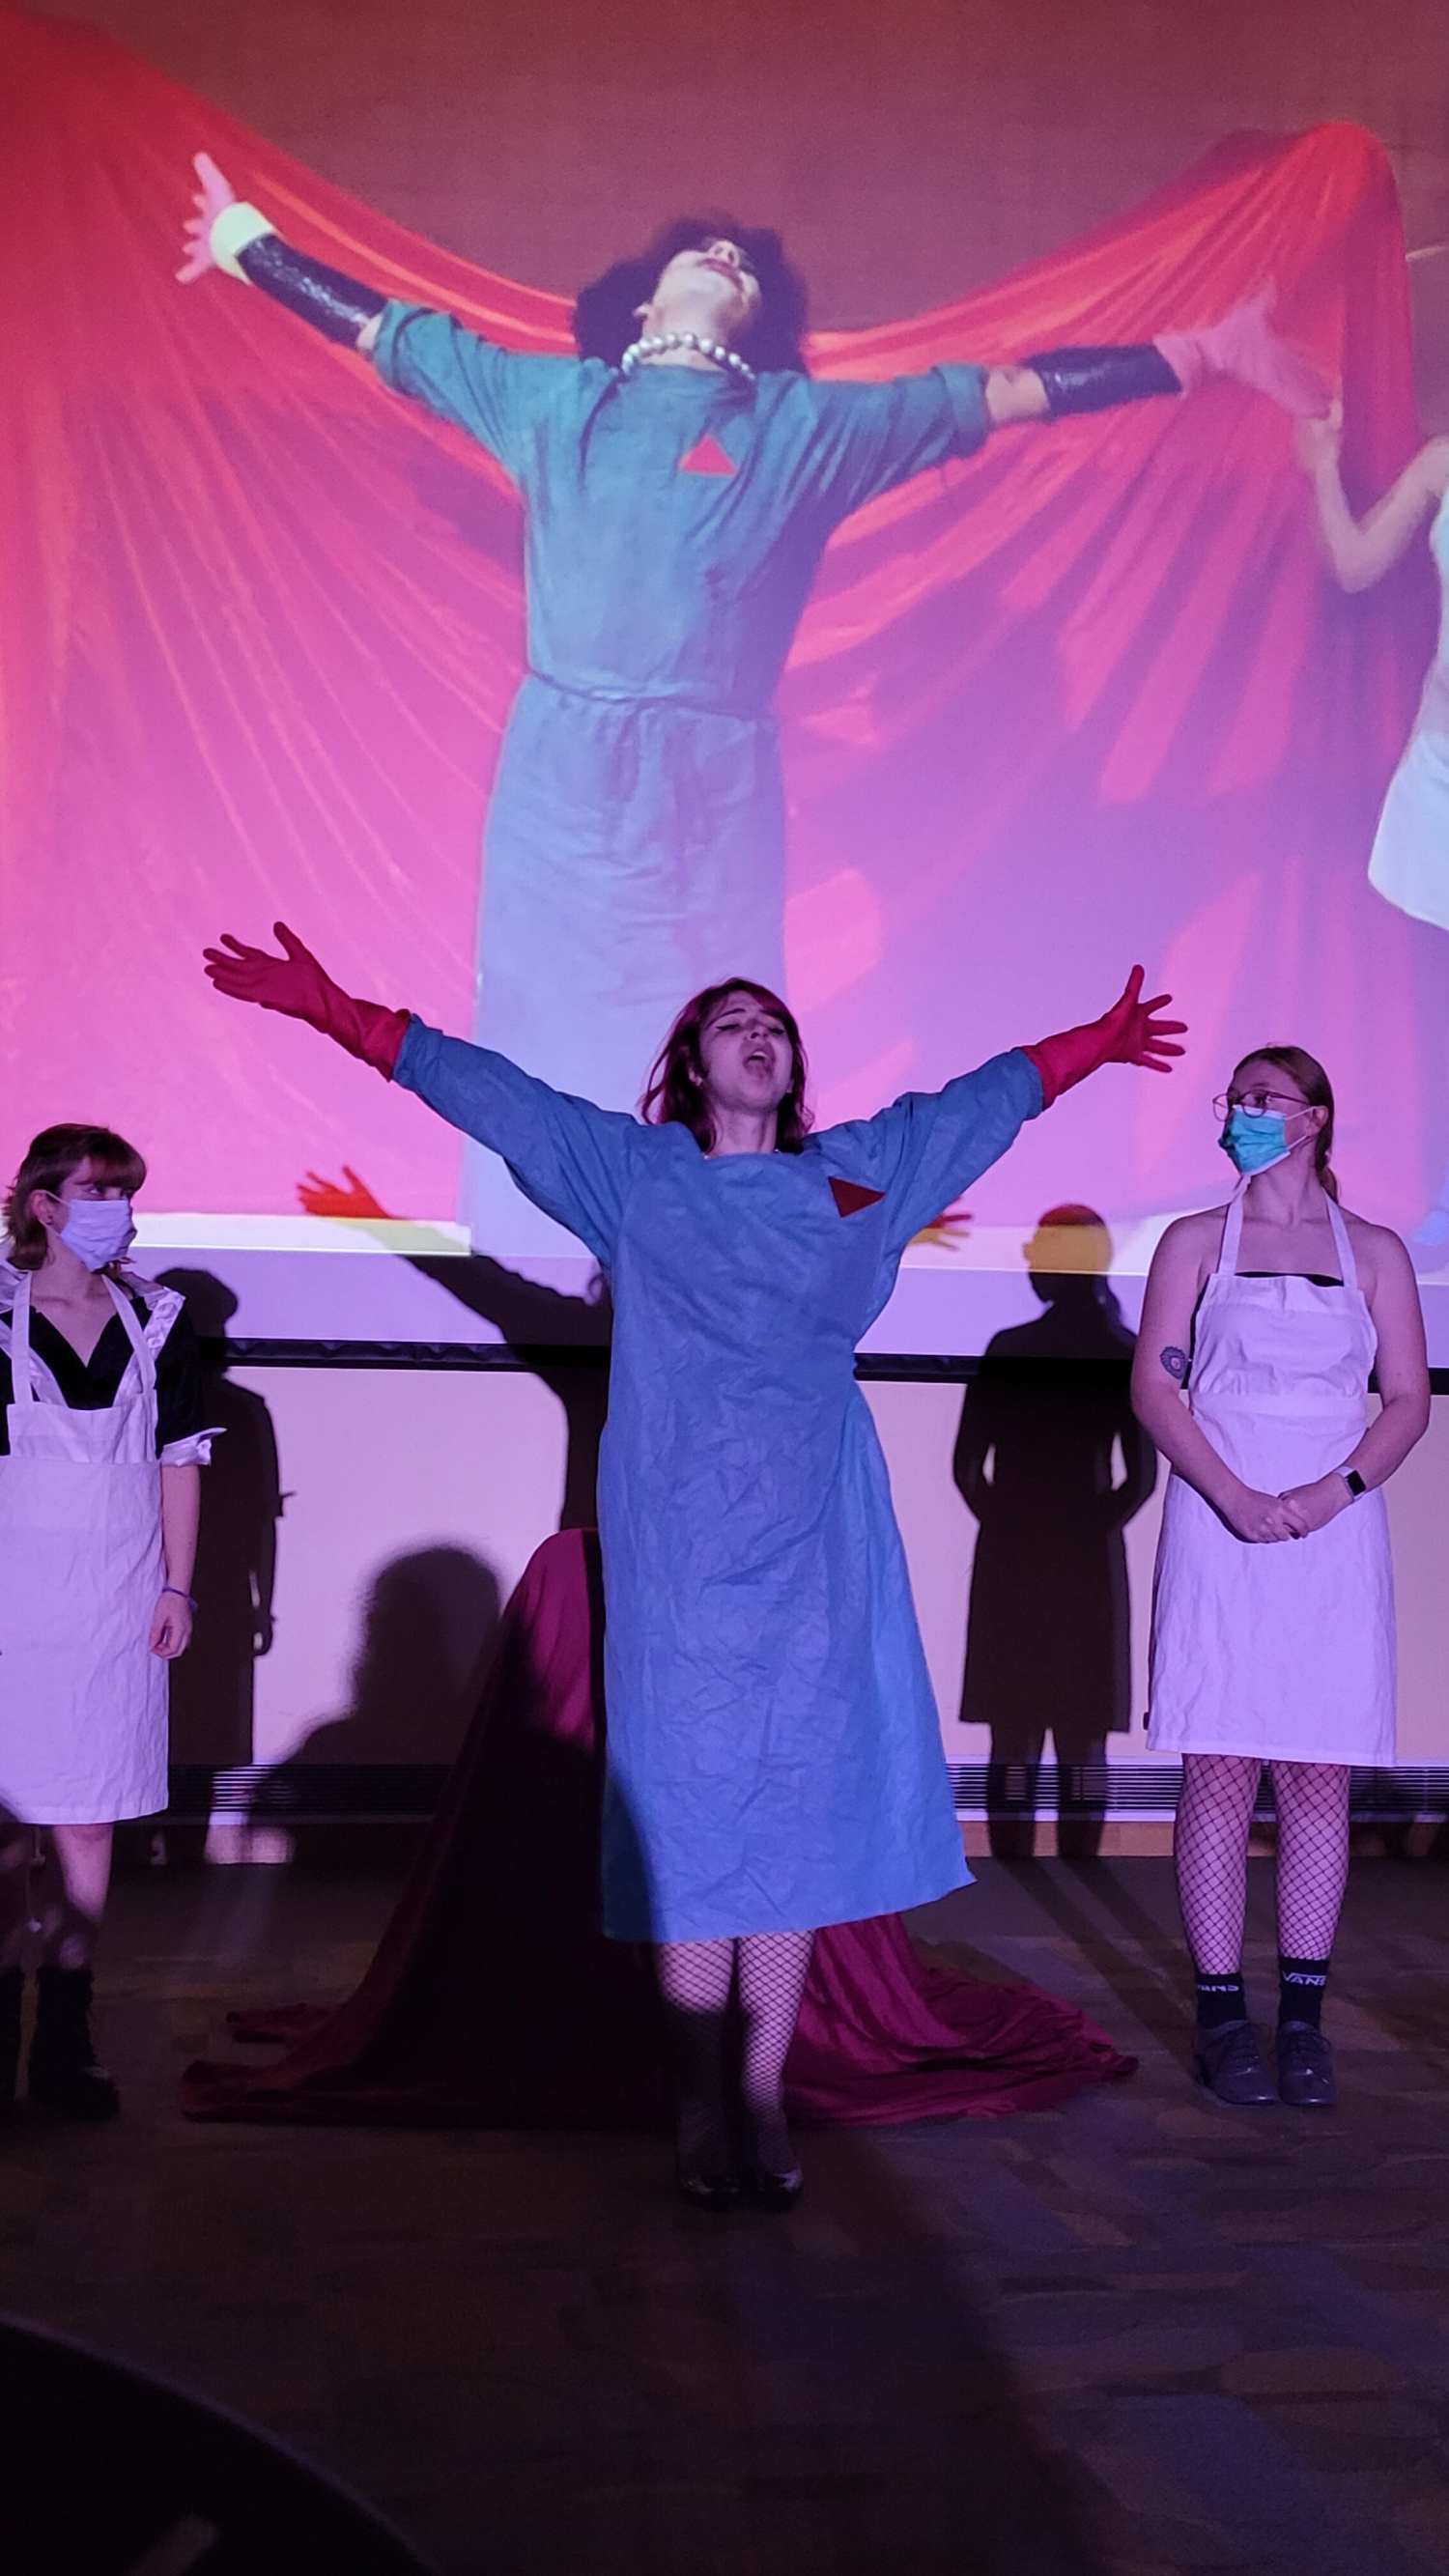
[1338,1468,1367,1501]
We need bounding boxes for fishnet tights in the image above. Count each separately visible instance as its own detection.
[1174,1755,1351,1977]
[656,1931,814,2176]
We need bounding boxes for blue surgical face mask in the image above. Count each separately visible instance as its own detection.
[1219,1108,1303,1176]
[59,1197,136,1271]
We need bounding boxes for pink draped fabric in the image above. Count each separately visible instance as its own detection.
[180,1530,1134,2126]
[1,7,1435,1228]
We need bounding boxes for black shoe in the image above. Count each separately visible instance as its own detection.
[0,1967,21,2115]
[675,2162,743,2213]
[673,2095,741,2210]
[1193,2018,1276,2108]
[741,2107,804,2210]
[29,1967,121,2122]
[1277,2019,1337,2109]
[744,2163,804,2213]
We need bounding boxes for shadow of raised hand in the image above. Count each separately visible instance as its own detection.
[298,1165,393,1223]
[295,1166,611,1529]
[298,1165,465,1264]
[909,1205,973,1254]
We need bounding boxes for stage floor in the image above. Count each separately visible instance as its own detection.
[4,1854,1448,2574]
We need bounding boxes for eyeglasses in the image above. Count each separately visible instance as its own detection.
[1212,1090,1309,1122]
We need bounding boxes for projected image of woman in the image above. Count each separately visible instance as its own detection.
[181,156,1318,1245]
[1133,1049,1428,2110]
[1297,403,1449,1237]
[204,920,1183,2204]
[0,1130,215,2123]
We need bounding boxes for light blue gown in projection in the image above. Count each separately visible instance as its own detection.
[394,1016,1043,1940]
[371,306,989,1245]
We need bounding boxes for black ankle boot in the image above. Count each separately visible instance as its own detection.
[0,1967,22,2113]
[29,1966,121,2122]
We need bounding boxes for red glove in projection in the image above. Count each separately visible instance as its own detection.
[1026,967,1185,1107]
[203,922,409,1079]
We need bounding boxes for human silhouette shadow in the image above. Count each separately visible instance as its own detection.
[404,1255,610,1532]
[248,1543,504,1837]
[298,1170,611,1531]
[156,1271,281,1820]
[954,1208,1156,1861]
[184,1532,670,2127]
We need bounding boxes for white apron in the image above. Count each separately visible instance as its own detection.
[1146,1185,1395,1765]
[0,1275,177,1822]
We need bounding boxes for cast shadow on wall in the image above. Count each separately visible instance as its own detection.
[398,1247,611,1533]
[245,1543,505,1838]
[240,1190,601,1826]
[157,1271,281,1805]
[163,1261,508,1841]
[296,1168,611,1530]
[954,1209,1157,1861]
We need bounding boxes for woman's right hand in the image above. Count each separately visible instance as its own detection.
[1293,394,1343,477]
[204,924,410,1076]
[1225,1485,1305,1544]
[204,922,338,1025]
[177,151,238,285]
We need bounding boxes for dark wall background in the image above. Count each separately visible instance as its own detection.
[31,0,1449,404]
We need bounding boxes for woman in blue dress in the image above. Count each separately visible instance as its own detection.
[204,920,1182,2203]
[181,156,1299,1245]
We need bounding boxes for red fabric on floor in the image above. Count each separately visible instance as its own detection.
[181,1530,1133,2126]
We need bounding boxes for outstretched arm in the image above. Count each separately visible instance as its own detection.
[203,924,636,1261]
[1296,403,1449,592]
[821,969,1186,1249]
[178,153,548,466]
[179,154,386,350]
[810,350,1183,522]
[986,289,1327,433]
[1021,966,1184,1107]
[814,297,1326,520]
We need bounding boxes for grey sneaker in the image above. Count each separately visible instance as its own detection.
[1276,2020,1337,2109]
[1193,2018,1277,2107]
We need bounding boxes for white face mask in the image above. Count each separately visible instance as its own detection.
[58,1198,136,1271]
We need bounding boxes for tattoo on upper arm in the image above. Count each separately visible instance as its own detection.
[1160,1345,1189,1382]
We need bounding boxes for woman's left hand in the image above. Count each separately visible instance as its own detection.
[150,1594,195,1658]
[1092,967,1187,1074]
[1277,1475,1351,1538]
[1027,967,1187,1105]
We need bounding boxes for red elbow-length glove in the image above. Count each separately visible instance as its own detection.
[203,923,409,1078]
[1025,967,1185,1106]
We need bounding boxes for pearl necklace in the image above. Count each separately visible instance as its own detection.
[618,330,756,384]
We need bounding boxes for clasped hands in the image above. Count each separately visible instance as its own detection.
[1227,1474,1352,1545]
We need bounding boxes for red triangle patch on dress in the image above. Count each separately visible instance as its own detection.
[678,433,737,477]
[830,1177,885,1218]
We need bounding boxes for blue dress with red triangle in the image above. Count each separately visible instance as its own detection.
[372,305,988,1248]
[394,1014,1043,1938]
